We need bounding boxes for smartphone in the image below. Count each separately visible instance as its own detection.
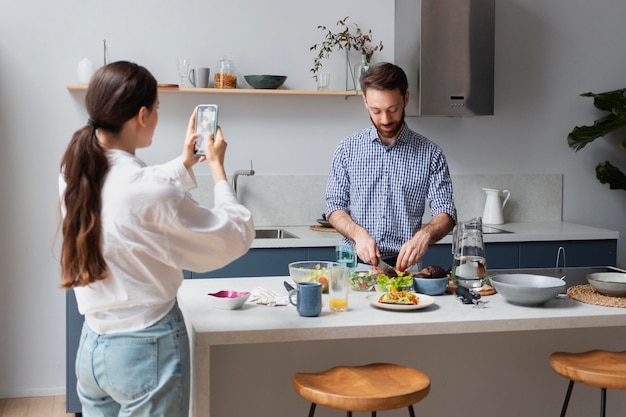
[193,104,219,156]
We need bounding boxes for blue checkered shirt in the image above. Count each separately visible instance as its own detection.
[325,125,457,258]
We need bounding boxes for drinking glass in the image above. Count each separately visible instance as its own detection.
[336,245,356,273]
[317,73,330,90]
[329,265,349,312]
[177,58,190,87]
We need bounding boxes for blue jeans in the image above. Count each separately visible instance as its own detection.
[76,303,190,417]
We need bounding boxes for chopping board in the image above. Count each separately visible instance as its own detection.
[446,279,496,296]
[309,225,337,233]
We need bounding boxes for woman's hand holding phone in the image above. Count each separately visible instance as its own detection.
[181,106,227,184]
[182,109,205,169]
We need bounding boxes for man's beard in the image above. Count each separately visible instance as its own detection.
[371,110,406,140]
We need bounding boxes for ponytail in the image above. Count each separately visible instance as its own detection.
[59,124,109,288]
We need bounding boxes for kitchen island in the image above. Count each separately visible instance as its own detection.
[178,276,626,417]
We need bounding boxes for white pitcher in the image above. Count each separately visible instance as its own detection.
[482,188,510,225]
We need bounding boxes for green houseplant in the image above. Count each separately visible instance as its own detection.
[310,16,383,88]
[567,88,626,190]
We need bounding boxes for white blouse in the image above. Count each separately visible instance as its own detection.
[60,150,254,334]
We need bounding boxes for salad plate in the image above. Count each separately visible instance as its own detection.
[366,293,435,311]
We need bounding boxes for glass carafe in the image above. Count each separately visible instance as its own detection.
[451,217,487,289]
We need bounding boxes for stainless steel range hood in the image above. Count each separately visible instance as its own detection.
[395,0,495,116]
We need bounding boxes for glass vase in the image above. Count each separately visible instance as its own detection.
[353,55,370,92]
[345,51,355,91]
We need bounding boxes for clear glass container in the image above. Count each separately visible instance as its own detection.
[214,56,237,89]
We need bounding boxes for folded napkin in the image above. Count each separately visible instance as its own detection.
[249,287,289,307]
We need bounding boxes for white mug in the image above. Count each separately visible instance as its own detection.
[189,67,211,88]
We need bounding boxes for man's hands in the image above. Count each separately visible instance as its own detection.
[396,213,454,271]
[329,210,455,271]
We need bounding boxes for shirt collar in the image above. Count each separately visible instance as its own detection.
[367,124,409,145]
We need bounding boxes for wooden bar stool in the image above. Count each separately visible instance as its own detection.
[549,350,626,417]
[293,363,431,416]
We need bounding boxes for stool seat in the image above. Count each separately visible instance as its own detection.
[293,363,431,413]
[550,350,626,390]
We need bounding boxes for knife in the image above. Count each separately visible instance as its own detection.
[377,258,393,270]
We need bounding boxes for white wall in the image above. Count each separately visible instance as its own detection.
[0,0,625,397]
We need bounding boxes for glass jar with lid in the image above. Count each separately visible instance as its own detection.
[214,56,237,89]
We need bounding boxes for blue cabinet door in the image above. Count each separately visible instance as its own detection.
[190,247,337,278]
[421,242,519,270]
[519,240,617,268]
[66,291,83,413]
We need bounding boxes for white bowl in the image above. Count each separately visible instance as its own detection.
[490,274,565,306]
[586,272,626,297]
[208,290,251,309]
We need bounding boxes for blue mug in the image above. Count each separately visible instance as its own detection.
[289,282,322,317]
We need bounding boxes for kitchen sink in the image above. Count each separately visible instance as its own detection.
[254,228,299,239]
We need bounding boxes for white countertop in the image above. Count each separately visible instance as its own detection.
[178,276,626,347]
[179,275,626,417]
[250,221,619,248]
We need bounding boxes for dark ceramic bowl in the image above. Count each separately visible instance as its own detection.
[244,75,287,89]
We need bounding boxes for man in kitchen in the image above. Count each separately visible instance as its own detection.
[325,62,457,272]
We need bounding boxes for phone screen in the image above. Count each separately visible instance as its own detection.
[194,104,219,156]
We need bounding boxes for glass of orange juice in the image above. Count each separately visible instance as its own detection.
[329,265,350,312]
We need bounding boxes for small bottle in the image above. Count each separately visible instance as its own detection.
[77,58,95,84]
[214,56,237,89]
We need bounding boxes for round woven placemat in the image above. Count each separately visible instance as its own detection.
[567,284,626,308]
[309,225,337,233]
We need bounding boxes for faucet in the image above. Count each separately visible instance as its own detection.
[232,160,255,195]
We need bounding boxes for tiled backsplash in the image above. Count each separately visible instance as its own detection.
[191,174,562,227]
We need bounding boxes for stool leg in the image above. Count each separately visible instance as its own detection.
[371,412,376,417]
[600,388,606,417]
[307,403,316,417]
[408,405,416,417]
[559,380,575,417]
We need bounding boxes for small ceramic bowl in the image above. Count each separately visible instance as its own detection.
[208,290,251,310]
[244,75,287,89]
[586,272,626,297]
[413,277,449,296]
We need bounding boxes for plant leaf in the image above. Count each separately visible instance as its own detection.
[567,114,626,151]
[595,161,626,190]
[581,89,626,115]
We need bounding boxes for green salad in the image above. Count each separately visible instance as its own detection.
[375,273,414,292]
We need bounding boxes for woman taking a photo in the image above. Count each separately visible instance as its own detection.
[59,61,254,417]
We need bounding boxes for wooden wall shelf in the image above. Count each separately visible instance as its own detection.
[66,84,362,97]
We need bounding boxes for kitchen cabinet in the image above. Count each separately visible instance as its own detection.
[423,240,616,270]
[190,239,616,278]
[519,240,616,268]
[188,247,335,278]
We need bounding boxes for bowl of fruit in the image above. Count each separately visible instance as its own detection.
[288,261,341,293]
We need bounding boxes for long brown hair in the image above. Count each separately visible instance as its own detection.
[59,61,157,288]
